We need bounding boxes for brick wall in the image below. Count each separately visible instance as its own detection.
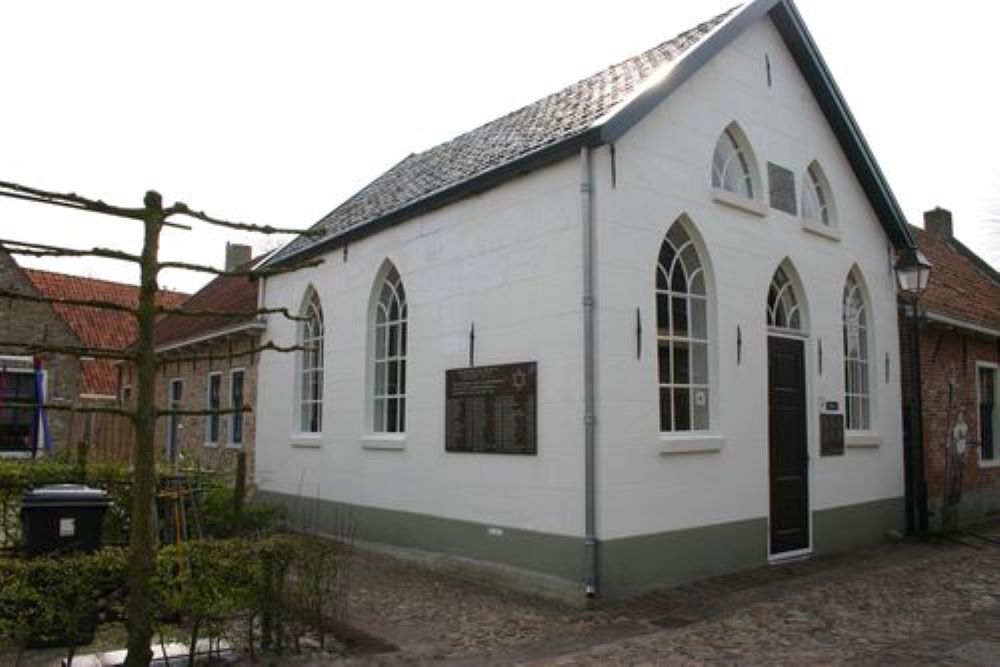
[122,332,259,475]
[0,252,82,452]
[901,311,1000,526]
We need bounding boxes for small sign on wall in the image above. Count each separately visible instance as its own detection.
[820,413,845,457]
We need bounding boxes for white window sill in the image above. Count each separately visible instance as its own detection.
[203,441,219,449]
[801,220,842,241]
[290,434,323,449]
[712,189,767,217]
[659,433,726,455]
[362,434,406,451]
[845,433,882,448]
[978,458,1000,469]
[225,442,244,450]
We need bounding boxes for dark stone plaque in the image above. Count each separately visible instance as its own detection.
[820,413,845,457]
[768,162,797,215]
[446,362,536,455]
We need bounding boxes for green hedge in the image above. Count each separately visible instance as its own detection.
[0,535,343,655]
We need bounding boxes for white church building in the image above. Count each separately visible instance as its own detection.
[256,0,915,599]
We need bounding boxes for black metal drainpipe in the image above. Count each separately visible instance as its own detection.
[908,298,929,535]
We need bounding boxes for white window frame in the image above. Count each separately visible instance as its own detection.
[368,263,407,440]
[205,371,222,447]
[977,362,1000,467]
[656,221,712,436]
[711,123,766,216]
[843,272,872,433]
[766,265,807,335]
[800,161,841,241]
[166,377,183,464]
[296,288,324,436]
[228,367,246,448]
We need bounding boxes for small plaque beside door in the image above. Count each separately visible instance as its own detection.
[820,413,845,457]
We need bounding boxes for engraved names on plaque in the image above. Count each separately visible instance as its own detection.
[445,362,537,455]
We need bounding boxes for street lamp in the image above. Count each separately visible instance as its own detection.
[896,245,932,536]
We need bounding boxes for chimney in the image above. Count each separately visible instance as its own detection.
[924,207,953,240]
[225,242,252,271]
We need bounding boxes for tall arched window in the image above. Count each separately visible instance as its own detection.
[656,220,710,432]
[712,123,758,199]
[766,266,803,332]
[802,161,835,227]
[843,271,871,430]
[298,288,324,433]
[371,264,407,434]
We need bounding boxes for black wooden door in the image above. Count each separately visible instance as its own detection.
[768,336,809,555]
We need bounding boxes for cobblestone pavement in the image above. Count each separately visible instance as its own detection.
[331,524,1000,666]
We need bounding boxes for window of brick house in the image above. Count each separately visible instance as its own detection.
[206,372,221,445]
[0,368,38,453]
[980,365,998,462]
[229,369,245,447]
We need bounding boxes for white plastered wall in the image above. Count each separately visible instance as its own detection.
[592,17,905,541]
[256,159,587,538]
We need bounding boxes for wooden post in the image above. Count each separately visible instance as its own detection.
[233,451,247,533]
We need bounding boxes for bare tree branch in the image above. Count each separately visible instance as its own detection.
[0,287,136,314]
[3,401,133,418]
[0,238,140,263]
[156,405,253,417]
[0,180,192,230]
[157,340,311,365]
[164,201,324,237]
[157,256,324,278]
[156,304,306,321]
[0,339,135,361]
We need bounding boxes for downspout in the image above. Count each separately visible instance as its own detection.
[580,146,599,597]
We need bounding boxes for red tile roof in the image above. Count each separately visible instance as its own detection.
[154,265,262,350]
[23,269,188,396]
[911,226,1000,333]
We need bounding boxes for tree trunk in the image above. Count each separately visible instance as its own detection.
[124,191,164,667]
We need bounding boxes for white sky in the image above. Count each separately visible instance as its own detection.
[1,0,998,294]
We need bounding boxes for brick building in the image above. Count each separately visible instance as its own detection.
[0,248,186,455]
[137,244,264,473]
[900,209,1000,531]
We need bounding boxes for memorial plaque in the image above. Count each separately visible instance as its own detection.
[820,413,845,457]
[446,362,537,455]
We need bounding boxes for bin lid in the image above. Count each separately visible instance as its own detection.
[22,484,112,507]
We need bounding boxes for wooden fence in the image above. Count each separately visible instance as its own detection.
[67,411,134,464]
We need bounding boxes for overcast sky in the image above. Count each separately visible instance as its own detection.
[1,0,997,294]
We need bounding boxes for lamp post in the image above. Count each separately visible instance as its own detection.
[896,246,932,535]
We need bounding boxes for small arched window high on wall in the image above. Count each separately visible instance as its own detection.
[656,219,710,433]
[298,288,324,433]
[843,271,871,430]
[371,263,407,434]
[711,123,759,200]
[802,161,835,227]
[766,265,804,332]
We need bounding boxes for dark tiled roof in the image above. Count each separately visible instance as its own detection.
[911,226,1000,333]
[23,269,188,396]
[154,261,263,349]
[272,6,737,263]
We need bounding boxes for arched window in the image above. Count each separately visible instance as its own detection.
[298,288,324,433]
[843,271,871,430]
[712,123,758,199]
[802,162,834,226]
[371,263,407,434]
[656,220,710,432]
[766,265,804,332]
